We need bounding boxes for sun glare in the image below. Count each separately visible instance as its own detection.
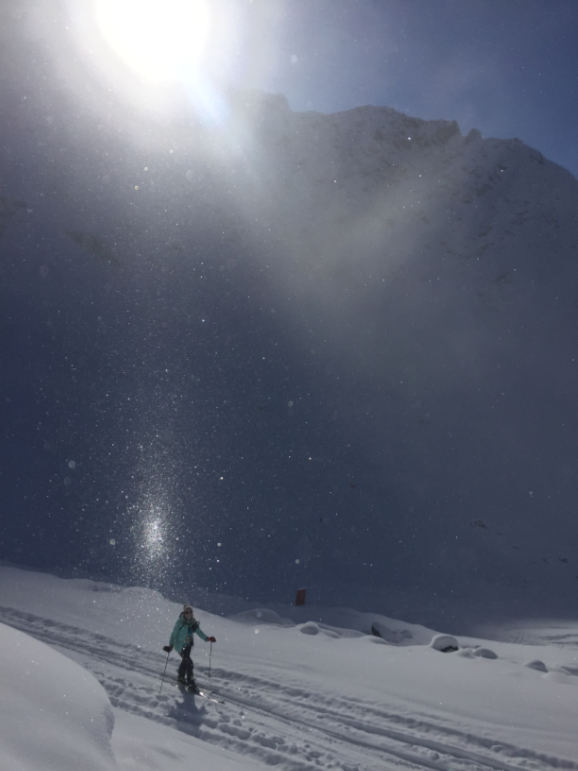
[95,0,211,83]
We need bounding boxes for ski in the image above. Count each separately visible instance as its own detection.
[164,676,224,703]
[197,688,225,704]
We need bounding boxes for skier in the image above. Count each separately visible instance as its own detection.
[163,603,216,692]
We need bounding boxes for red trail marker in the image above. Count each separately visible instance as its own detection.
[295,588,306,606]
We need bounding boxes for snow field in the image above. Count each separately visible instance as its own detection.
[2,565,578,769]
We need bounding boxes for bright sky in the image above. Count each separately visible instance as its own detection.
[32,0,578,176]
[94,0,211,84]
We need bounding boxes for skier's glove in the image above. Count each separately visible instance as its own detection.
[163,645,173,653]
[207,636,216,643]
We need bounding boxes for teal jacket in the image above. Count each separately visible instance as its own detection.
[169,613,209,653]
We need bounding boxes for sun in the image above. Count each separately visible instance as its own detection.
[95,0,211,84]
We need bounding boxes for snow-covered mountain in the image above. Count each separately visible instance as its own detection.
[2,45,578,626]
[223,93,578,621]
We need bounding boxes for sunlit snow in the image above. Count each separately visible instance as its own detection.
[2,564,578,770]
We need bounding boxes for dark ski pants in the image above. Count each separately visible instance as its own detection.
[177,644,194,683]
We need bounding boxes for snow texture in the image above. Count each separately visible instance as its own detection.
[3,564,578,770]
[0,621,116,771]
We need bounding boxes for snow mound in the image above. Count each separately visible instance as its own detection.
[300,622,321,635]
[525,659,548,672]
[474,647,498,660]
[0,622,116,771]
[371,621,414,644]
[278,605,436,644]
[554,663,578,676]
[298,622,341,638]
[430,634,459,652]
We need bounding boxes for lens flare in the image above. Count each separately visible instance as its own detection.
[95,0,211,83]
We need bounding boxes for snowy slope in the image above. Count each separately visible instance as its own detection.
[225,94,578,617]
[2,86,578,623]
[0,621,116,771]
[2,565,578,770]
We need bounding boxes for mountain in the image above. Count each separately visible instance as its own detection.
[2,32,578,628]
[225,93,578,623]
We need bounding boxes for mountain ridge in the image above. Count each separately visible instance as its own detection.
[2,78,578,622]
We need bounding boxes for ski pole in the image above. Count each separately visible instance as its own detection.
[209,641,213,679]
[159,649,171,695]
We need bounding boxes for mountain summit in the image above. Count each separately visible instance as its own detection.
[227,96,578,622]
[1,80,578,627]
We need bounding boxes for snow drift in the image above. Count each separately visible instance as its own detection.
[0,621,117,771]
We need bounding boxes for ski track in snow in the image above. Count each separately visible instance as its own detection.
[1,604,576,771]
